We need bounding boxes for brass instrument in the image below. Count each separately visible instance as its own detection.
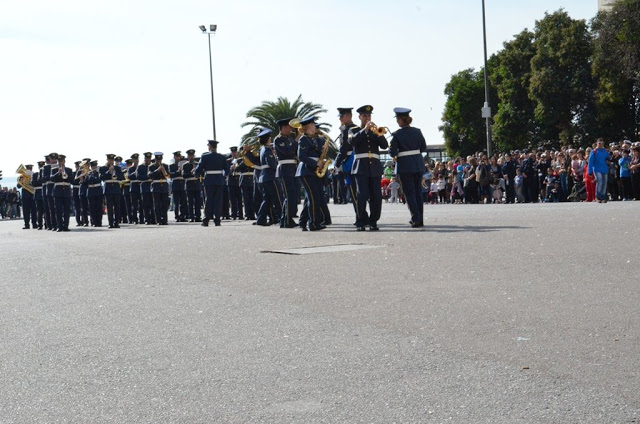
[109,165,117,180]
[369,123,389,137]
[120,165,130,188]
[159,163,170,179]
[16,164,35,195]
[241,143,260,169]
[62,168,68,180]
[289,118,304,136]
[315,131,333,178]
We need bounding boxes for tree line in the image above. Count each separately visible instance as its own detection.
[440,0,640,157]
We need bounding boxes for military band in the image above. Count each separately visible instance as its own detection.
[15,106,428,233]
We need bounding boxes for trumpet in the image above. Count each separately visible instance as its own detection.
[289,118,304,136]
[62,168,68,180]
[369,123,389,137]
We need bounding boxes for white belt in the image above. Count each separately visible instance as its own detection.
[309,157,319,161]
[172,177,184,180]
[89,183,102,188]
[397,150,421,158]
[73,185,80,188]
[105,180,119,183]
[152,179,168,183]
[354,153,380,160]
[206,170,223,175]
[278,159,296,165]
[35,187,43,190]
[253,165,267,170]
[54,182,70,187]
[185,177,197,181]
[45,181,54,185]
[346,151,353,156]
[240,172,253,176]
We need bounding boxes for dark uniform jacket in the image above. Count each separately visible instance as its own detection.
[136,163,153,194]
[296,135,323,177]
[100,166,124,195]
[259,146,278,183]
[148,163,170,193]
[182,161,202,192]
[170,163,186,192]
[389,127,427,174]
[274,134,297,178]
[194,151,230,186]
[51,167,74,198]
[334,123,358,169]
[349,127,388,177]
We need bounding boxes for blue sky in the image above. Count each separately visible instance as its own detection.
[0,0,597,175]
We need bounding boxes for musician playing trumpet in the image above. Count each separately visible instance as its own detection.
[148,152,170,225]
[50,154,74,232]
[349,105,388,231]
[169,151,188,222]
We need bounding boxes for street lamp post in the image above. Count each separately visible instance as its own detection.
[199,24,218,140]
[481,0,493,157]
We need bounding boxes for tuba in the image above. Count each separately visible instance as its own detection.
[241,143,260,169]
[16,164,35,195]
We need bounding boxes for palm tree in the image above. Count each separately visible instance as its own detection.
[240,95,334,149]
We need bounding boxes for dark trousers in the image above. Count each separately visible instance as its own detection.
[318,183,331,224]
[73,194,82,225]
[129,184,144,224]
[173,190,187,221]
[257,180,283,225]
[142,192,155,224]
[121,193,130,223]
[46,194,57,229]
[505,179,515,203]
[279,176,298,225]
[399,172,423,225]
[241,185,255,219]
[346,182,361,223]
[632,173,640,200]
[253,182,263,219]
[524,176,537,203]
[299,176,323,230]
[228,185,243,219]
[153,192,169,224]
[80,195,89,225]
[88,195,103,226]
[104,193,121,227]
[621,177,632,199]
[204,185,224,224]
[222,186,231,218]
[35,197,44,228]
[22,196,36,227]
[55,196,71,230]
[355,175,382,227]
[187,190,202,220]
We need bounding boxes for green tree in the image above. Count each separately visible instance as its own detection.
[529,10,596,145]
[440,67,498,158]
[240,95,332,147]
[592,0,640,141]
[491,29,540,152]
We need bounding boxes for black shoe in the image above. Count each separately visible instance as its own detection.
[356,226,366,231]
[145,222,151,225]
[76,223,83,227]
[284,222,298,228]
[189,218,195,222]
[300,226,308,232]
[214,222,221,226]
[256,222,271,227]
[309,225,325,231]
[83,224,88,227]
[56,228,62,232]
[38,227,43,230]
[323,220,332,225]
[63,228,70,232]
[369,223,379,231]
[114,224,121,228]
[22,225,30,230]
[201,219,209,227]
[108,225,114,228]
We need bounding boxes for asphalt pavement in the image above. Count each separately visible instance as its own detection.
[1,201,638,423]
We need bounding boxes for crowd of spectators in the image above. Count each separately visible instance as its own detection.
[0,186,21,219]
[385,139,640,205]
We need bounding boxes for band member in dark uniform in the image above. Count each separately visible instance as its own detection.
[42,154,57,230]
[137,152,155,225]
[274,118,299,228]
[227,147,243,220]
[79,158,91,226]
[334,107,359,219]
[255,129,283,226]
[86,160,103,227]
[34,161,45,229]
[388,108,427,228]
[194,140,230,226]
[236,153,255,220]
[169,151,188,222]
[121,158,133,223]
[72,161,83,226]
[128,153,142,224]
[18,164,36,229]
[149,152,170,225]
[51,154,73,232]
[100,154,123,228]
[349,105,388,231]
[243,144,265,221]
[182,149,202,222]
[296,116,326,231]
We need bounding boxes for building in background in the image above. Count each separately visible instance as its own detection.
[598,0,619,11]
